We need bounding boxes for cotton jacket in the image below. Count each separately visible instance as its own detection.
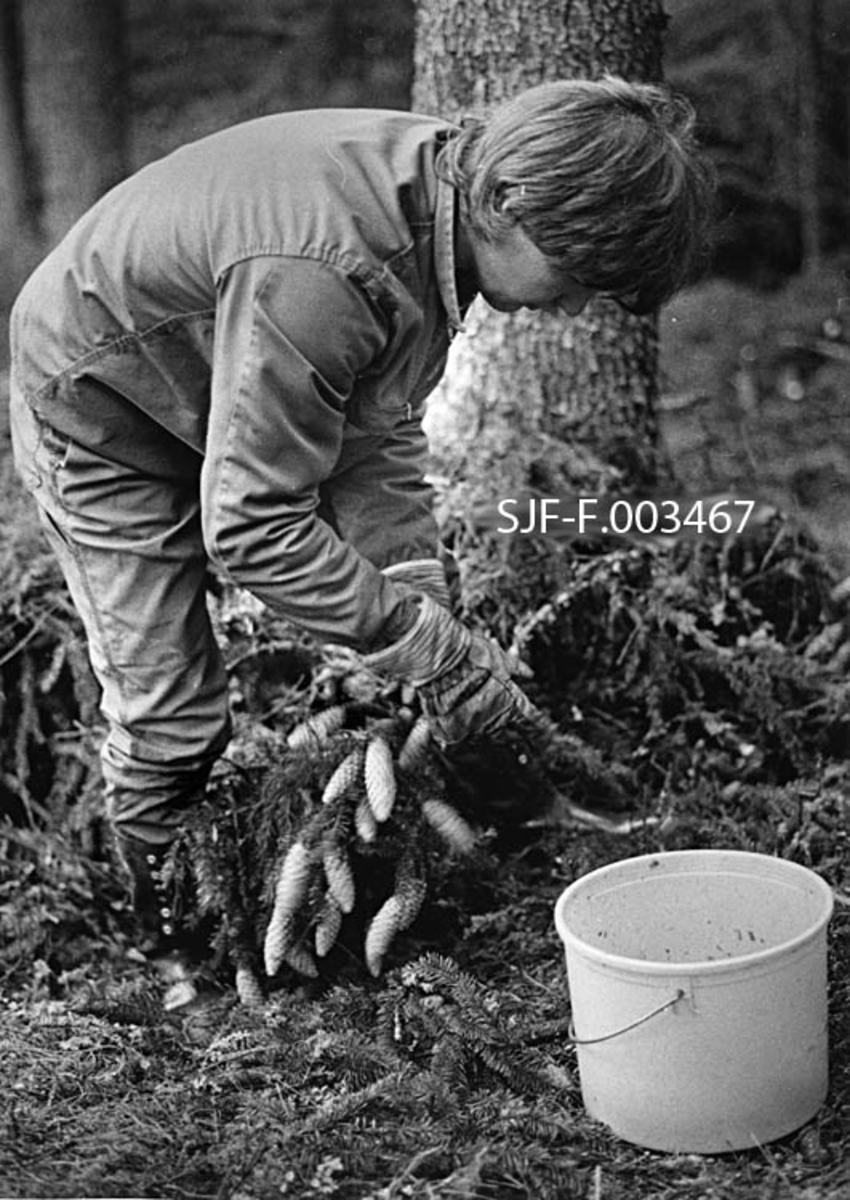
[10,108,466,648]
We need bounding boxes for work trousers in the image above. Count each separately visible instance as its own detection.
[9,390,232,845]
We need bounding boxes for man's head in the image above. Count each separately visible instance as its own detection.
[440,76,716,315]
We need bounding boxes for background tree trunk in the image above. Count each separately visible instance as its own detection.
[796,0,823,273]
[0,6,38,299]
[19,0,129,247]
[413,0,669,501]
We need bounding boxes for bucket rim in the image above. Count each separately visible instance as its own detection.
[553,849,834,977]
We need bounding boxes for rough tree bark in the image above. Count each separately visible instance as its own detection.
[413,0,670,501]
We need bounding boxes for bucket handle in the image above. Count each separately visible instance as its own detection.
[569,989,686,1045]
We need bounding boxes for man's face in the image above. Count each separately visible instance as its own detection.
[469,222,596,317]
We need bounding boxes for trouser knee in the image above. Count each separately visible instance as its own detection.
[103,709,233,844]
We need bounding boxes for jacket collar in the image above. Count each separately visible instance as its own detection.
[434,174,466,337]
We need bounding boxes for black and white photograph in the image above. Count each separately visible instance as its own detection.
[1,2,849,1197]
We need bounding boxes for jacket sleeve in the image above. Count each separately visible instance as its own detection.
[201,254,419,650]
[317,415,438,569]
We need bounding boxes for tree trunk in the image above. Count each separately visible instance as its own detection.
[0,5,38,294]
[19,0,128,247]
[797,0,822,273]
[413,0,669,500]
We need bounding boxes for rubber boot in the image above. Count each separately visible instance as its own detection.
[114,834,217,1011]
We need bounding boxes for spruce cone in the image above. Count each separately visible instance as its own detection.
[422,799,477,854]
[314,894,344,958]
[284,942,319,979]
[287,704,347,750]
[235,964,265,1007]
[364,735,396,822]
[264,839,313,976]
[321,746,364,806]
[322,838,356,914]
[354,795,378,844]
[263,908,294,977]
[364,894,404,977]
[397,715,431,771]
[394,867,427,930]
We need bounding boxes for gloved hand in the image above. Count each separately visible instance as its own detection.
[364,593,542,745]
[382,558,451,609]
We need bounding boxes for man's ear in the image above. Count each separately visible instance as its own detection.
[495,183,524,219]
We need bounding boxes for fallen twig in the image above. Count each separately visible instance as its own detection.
[523,790,662,835]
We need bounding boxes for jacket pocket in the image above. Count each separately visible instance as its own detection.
[34,373,203,478]
[79,313,216,452]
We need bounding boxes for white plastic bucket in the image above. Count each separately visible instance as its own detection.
[553,850,833,1152]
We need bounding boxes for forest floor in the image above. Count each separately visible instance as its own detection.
[3,271,850,1200]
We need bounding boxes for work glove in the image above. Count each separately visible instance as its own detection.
[364,593,542,746]
[382,558,451,609]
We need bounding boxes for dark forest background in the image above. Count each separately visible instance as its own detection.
[1,0,850,561]
[1,0,848,304]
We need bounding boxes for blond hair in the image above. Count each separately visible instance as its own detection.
[437,77,715,313]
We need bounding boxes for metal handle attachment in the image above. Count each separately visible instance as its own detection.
[569,989,687,1045]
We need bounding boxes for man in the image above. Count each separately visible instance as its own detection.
[9,77,713,964]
